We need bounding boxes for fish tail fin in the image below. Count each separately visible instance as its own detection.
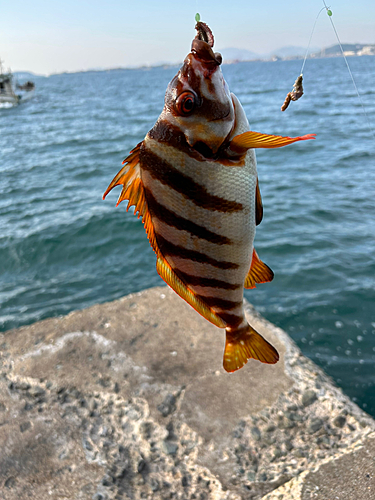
[223,324,279,373]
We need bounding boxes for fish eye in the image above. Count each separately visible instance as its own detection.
[175,91,196,116]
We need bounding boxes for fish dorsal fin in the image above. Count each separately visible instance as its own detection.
[156,257,226,329]
[103,142,144,210]
[255,178,263,226]
[104,149,226,330]
[103,142,146,210]
[230,131,316,152]
[244,249,274,289]
[102,142,158,255]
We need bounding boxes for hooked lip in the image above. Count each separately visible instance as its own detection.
[190,22,222,66]
[191,39,222,66]
[195,21,215,47]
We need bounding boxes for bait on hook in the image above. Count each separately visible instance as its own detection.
[280,4,330,112]
[281,74,304,112]
[281,1,375,141]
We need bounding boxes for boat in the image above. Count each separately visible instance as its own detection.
[16,81,35,91]
[0,59,35,106]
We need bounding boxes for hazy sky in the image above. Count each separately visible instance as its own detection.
[1,0,374,74]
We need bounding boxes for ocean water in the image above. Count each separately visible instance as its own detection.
[1,56,374,416]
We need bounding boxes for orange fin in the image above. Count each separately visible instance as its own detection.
[102,142,158,255]
[103,142,144,210]
[255,178,263,226]
[223,324,279,372]
[244,249,274,289]
[230,131,315,152]
[156,257,226,328]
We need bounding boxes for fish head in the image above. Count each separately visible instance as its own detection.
[161,22,235,156]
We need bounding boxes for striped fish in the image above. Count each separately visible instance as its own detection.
[104,22,315,372]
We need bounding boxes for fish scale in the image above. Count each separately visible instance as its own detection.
[103,21,315,372]
[143,139,255,241]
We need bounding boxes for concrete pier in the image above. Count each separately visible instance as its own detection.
[1,286,374,499]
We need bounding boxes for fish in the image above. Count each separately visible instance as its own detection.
[103,21,315,373]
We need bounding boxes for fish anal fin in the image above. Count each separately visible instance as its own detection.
[223,324,279,372]
[230,131,315,152]
[244,249,274,289]
[255,178,263,226]
[156,257,226,329]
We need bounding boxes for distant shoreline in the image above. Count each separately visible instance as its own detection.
[13,43,375,77]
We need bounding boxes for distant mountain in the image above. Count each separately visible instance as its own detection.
[218,45,320,62]
[14,71,40,79]
[316,43,375,56]
[219,47,261,62]
[270,45,319,58]
[325,43,364,54]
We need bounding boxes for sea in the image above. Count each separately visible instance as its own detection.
[1,56,375,416]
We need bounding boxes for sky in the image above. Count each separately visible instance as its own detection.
[1,0,375,75]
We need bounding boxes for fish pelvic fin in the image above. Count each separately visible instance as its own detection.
[244,249,274,289]
[102,142,158,255]
[223,324,279,372]
[255,178,263,226]
[156,257,226,328]
[230,131,315,152]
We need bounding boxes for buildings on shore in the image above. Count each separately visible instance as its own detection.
[221,43,375,64]
[318,43,375,58]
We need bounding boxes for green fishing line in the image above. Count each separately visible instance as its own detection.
[195,13,200,23]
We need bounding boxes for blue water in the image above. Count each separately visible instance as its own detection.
[1,57,375,416]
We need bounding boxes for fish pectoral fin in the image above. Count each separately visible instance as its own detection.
[156,257,226,329]
[255,178,263,226]
[102,141,159,255]
[230,131,316,152]
[223,324,279,372]
[244,249,274,289]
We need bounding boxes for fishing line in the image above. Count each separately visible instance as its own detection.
[320,1,375,140]
[280,7,329,111]
[300,7,327,75]
[283,2,375,140]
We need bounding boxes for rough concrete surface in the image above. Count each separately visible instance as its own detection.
[0,286,374,500]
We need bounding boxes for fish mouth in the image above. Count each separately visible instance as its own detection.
[191,22,222,66]
[195,21,215,46]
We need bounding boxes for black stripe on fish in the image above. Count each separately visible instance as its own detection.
[175,270,241,290]
[149,120,246,165]
[144,187,232,246]
[149,120,204,161]
[216,312,244,327]
[195,295,243,311]
[140,146,243,213]
[155,233,239,270]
